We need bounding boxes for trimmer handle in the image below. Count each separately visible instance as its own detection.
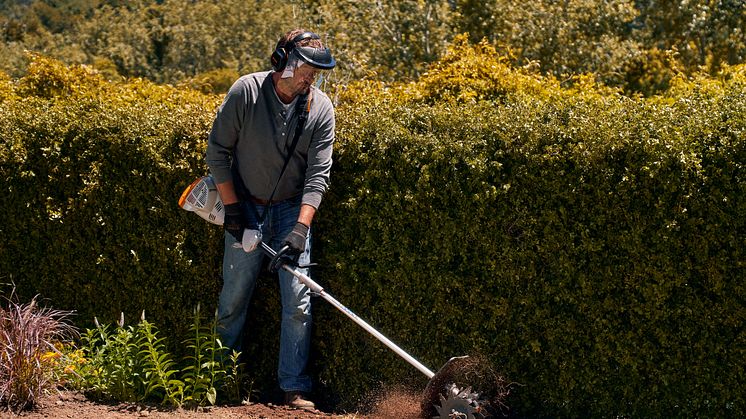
[263,244,318,273]
[268,245,295,273]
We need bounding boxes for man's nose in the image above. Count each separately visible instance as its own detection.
[303,72,317,82]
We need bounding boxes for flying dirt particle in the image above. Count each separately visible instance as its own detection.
[366,385,422,419]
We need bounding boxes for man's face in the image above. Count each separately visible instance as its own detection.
[289,63,320,95]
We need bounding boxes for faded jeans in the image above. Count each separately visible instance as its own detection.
[216,196,312,393]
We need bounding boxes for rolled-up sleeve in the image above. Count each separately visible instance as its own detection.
[206,80,247,183]
[302,103,335,209]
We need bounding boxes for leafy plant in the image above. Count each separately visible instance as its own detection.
[182,304,226,407]
[73,308,249,409]
[0,288,76,412]
[136,317,183,407]
[48,343,87,389]
[73,314,144,402]
[222,348,251,405]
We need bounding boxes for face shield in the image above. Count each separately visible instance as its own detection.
[280,47,336,88]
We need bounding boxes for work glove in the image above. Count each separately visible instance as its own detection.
[223,203,245,243]
[283,222,309,256]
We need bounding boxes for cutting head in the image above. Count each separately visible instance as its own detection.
[435,384,485,419]
[422,355,508,418]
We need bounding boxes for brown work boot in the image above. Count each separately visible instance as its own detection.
[284,391,315,410]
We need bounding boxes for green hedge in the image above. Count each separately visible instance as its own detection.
[1,41,744,417]
[0,54,223,343]
[314,39,745,416]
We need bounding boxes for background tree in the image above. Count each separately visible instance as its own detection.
[314,0,456,81]
[455,0,644,89]
[74,2,159,80]
[1,0,745,95]
[635,0,746,73]
[155,0,302,82]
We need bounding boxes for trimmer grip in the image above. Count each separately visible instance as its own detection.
[269,245,295,273]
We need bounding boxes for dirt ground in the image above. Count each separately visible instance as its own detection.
[4,389,424,419]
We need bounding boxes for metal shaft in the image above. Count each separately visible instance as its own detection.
[262,243,435,379]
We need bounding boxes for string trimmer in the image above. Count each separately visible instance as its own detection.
[179,176,490,418]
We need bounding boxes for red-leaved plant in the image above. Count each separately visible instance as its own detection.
[0,288,76,412]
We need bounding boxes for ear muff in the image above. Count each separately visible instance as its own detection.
[271,32,321,72]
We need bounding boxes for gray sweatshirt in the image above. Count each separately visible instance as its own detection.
[206,71,335,209]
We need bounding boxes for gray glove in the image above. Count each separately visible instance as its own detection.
[283,222,309,255]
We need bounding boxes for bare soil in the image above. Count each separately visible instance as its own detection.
[4,388,424,419]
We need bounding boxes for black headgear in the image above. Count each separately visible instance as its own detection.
[270,31,336,72]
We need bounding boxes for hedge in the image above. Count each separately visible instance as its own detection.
[0,54,222,344]
[1,40,744,417]
[315,39,745,416]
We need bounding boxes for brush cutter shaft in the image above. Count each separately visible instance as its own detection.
[261,243,435,379]
[300,271,436,379]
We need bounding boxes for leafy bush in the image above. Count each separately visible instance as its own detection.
[313,40,746,416]
[0,288,76,412]
[0,53,223,350]
[178,68,241,95]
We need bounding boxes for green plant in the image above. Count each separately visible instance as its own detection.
[222,349,250,404]
[73,308,249,409]
[0,288,76,412]
[136,317,183,407]
[182,304,227,407]
[74,327,107,396]
[49,343,87,390]
[76,314,143,402]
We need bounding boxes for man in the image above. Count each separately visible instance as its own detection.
[205,28,336,410]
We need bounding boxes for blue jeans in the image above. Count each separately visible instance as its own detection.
[216,196,313,393]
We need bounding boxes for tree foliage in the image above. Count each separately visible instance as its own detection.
[456,0,644,89]
[2,0,746,94]
[636,0,746,72]
[314,0,456,81]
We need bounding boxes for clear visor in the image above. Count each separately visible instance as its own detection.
[280,53,303,79]
[281,52,330,88]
